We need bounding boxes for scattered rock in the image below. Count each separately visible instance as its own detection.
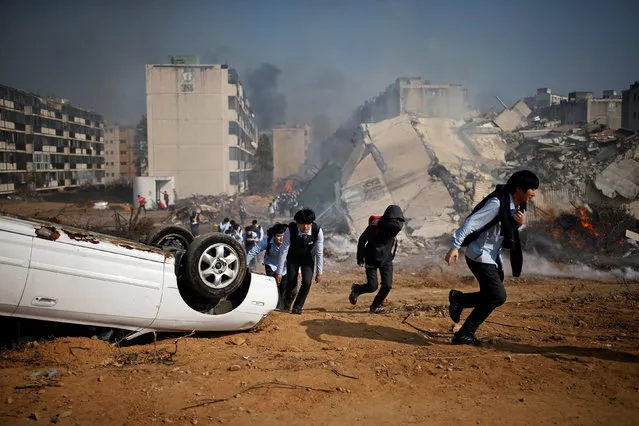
[505,355,513,362]
[6,397,13,404]
[59,410,72,418]
[436,365,443,369]
[29,412,40,421]
[97,376,104,382]
[227,336,246,346]
[228,365,241,372]
[191,418,198,425]
[577,320,588,328]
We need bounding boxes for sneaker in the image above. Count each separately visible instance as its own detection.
[291,307,303,315]
[451,332,482,346]
[448,289,463,323]
[348,284,359,305]
[370,306,387,314]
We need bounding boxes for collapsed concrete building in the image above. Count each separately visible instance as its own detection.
[301,78,639,242]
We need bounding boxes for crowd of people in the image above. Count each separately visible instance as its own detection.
[268,191,299,221]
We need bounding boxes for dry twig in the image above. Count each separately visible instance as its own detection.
[182,381,335,410]
[331,369,359,380]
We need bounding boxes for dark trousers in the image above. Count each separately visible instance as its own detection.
[282,261,314,310]
[458,257,507,335]
[265,267,287,308]
[353,262,393,309]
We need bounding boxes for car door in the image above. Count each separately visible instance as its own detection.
[17,226,164,329]
[0,220,33,316]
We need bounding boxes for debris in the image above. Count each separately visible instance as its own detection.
[227,336,246,346]
[29,369,59,379]
[228,365,241,372]
[29,412,40,421]
[6,397,13,404]
[182,381,336,410]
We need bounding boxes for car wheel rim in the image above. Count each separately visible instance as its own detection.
[198,243,239,289]
[156,234,190,251]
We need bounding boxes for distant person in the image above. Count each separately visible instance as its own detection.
[163,191,170,207]
[190,209,201,237]
[445,170,539,346]
[137,194,146,214]
[239,205,248,225]
[244,225,259,269]
[268,202,276,221]
[230,224,243,243]
[218,217,231,233]
[250,219,264,242]
[349,205,405,314]
[275,209,324,315]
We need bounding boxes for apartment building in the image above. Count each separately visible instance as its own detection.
[357,77,468,123]
[538,90,623,129]
[272,125,310,180]
[0,83,105,195]
[103,124,120,183]
[118,126,136,182]
[622,81,639,131]
[146,56,258,197]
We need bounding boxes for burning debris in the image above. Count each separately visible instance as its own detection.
[523,203,639,267]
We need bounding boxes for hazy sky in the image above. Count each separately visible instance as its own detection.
[0,0,636,127]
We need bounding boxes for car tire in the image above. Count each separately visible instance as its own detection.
[183,233,247,299]
[148,226,194,252]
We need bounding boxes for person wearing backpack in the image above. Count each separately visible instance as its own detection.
[348,205,405,314]
[445,170,539,346]
[246,223,288,305]
[274,208,324,314]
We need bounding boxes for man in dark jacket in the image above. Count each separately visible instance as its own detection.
[349,205,405,314]
[445,170,539,346]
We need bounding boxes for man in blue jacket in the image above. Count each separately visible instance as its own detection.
[247,223,288,306]
[445,170,539,346]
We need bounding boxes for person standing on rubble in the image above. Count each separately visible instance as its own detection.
[274,208,324,314]
[349,205,405,314]
[239,205,248,225]
[445,170,539,346]
[163,191,170,208]
[190,209,202,237]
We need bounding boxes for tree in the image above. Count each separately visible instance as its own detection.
[248,134,273,194]
[134,115,148,176]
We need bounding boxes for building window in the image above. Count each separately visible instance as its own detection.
[228,96,237,110]
[120,151,126,155]
[634,93,637,102]
[120,140,126,144]
[634,111,637,120]
[229,172,239,185]
[120,162,127,166]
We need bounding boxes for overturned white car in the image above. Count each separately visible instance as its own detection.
[0,214,278,340]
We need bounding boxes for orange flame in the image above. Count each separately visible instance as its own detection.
[575,207,599,237]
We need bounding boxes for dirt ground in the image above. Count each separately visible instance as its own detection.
[0,268,637,425]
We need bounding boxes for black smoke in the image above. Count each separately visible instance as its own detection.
[246,63,287,131]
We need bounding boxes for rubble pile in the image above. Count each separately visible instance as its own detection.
[163,194,249,228]
[496,127,639,195]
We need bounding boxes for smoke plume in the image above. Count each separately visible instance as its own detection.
[247,63,287,131]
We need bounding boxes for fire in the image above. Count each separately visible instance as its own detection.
[575,207,599,237]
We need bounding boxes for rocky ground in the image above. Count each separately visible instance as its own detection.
[0,269,637,425]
